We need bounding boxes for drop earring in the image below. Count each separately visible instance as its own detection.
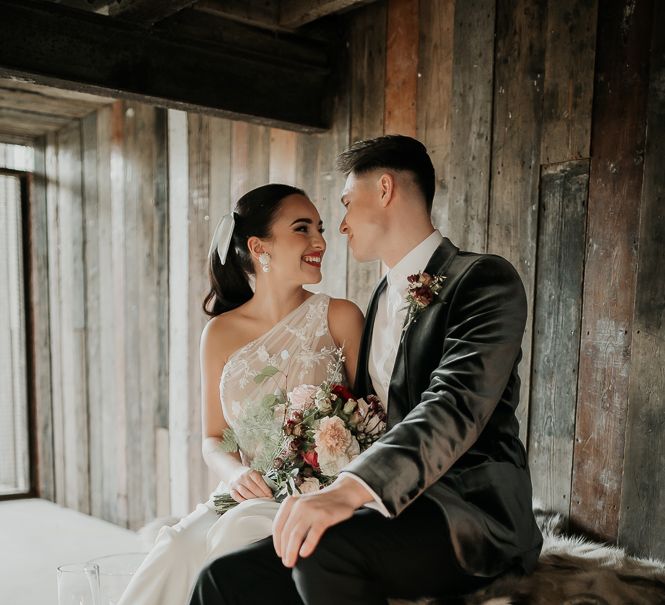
[258,252,271,273]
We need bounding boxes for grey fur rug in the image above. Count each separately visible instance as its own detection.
[460,506,665,605]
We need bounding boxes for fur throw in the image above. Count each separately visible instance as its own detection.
[462,506,665,605]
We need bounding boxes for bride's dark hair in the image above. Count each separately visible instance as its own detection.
[203,183,306,317]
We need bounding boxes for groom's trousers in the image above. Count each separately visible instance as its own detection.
[189,496,495,605]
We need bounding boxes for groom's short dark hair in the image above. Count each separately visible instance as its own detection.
[336,135,435,213]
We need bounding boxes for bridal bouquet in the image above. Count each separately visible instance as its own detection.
[213,349,386,514]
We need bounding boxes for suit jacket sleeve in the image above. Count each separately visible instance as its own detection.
[343,255,527,517]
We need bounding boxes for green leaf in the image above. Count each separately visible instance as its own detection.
[253,366,280,384]
[261,393,280,408]
[219,427,239,453]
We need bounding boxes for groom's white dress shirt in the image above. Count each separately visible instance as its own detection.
[343,230,444,516]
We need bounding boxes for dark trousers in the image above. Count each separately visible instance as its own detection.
[189,497,493,605]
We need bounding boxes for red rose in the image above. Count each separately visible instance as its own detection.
[302,449,320,471]
[332,384,355,401]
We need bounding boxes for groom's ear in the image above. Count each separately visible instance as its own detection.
[377,173,395,208]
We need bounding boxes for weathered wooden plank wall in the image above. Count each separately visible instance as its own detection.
[571,0,653,542]
[26,0,665,559]
[618,0,665,553]
[36,102,169,528]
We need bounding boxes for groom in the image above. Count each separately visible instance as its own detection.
[191,135,543,604]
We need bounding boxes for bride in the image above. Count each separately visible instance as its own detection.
[118,184,364,605]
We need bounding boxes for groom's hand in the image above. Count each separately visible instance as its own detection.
[272,475,373,568]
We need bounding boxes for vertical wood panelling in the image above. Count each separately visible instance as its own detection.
[96,105,120,523]
[384,0,418,137]
[30,138,55,501]
[540,0,597,165]
[618,0,664,559]
[269,129,297,185]
[56,122,90,513]
[168,108,192,518]
[571,0,653,542]
[206,117,233,493]
[447,0,495,251]
[81,111,103,519]
[186,113,213,508]
[45,132,65,506]
[347,1,386,309]
[488,0,547,443]
[529,159,588,517]
[417,0,454,232]
[123,102,167,529]
[110,101,129,524]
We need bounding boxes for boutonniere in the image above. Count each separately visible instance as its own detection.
[402,271,446,331]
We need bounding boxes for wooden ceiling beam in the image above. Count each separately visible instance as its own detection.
[108,0,199,25]
[279,0,377,29]
[194,0,284,31]
[0,0,333,132]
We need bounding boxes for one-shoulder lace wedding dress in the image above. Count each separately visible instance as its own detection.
[118,293,342,605]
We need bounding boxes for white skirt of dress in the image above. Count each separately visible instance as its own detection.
[117,497,281,605]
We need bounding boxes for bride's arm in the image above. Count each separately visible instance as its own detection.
[327,298,364,387]
[200,316,272,500]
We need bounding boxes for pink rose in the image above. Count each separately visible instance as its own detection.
[298,477,321,494]
[288,384,318,411]
[314,416,360,476]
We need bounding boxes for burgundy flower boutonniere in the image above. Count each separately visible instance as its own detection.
[402,271,446,331]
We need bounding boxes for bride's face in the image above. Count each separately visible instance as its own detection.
[262,194,326,285]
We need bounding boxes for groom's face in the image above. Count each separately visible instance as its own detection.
[339,171,385,262]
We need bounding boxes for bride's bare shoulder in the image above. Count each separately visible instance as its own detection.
[327,297,365,342]
[200,307,249,361]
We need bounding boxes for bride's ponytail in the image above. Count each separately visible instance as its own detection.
[202,184,306,317]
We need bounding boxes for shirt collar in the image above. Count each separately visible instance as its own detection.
[386,230,444,293]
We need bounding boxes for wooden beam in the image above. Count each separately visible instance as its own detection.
[194,0,283,31]
[0,1,332,132]
[280,0,377,28]
[108,0,198,25]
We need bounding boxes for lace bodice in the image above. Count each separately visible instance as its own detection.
[219,293,342,470]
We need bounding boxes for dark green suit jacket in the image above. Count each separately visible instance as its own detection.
[346,238,543,577]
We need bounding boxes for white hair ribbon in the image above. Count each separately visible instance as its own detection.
[208,212,236,265]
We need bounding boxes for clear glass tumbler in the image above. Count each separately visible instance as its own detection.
[88,552,147,605]
[57,562,101,605]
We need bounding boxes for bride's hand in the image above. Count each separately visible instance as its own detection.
[228,467,273,502]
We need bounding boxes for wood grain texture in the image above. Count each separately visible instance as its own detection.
[618,0,665,559]
[384,0,418,137]
[29,138,55,501]
[110,101,129,524]
[269,129,298,186]
[81,111,103,519]
[94,105,121,524]
[45,132,65,506]
[56,122,90,514]
[0,0,332,131]
[529,159,589,517]
[346,1,386,310]
[416,0,454,232]
[540,0,597,164]
[488,0,547,445]
[167,108,192,517]
[571,0,653,543]
[206,116,233,494]
[447,0,494,252]
[186,112,215,508]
